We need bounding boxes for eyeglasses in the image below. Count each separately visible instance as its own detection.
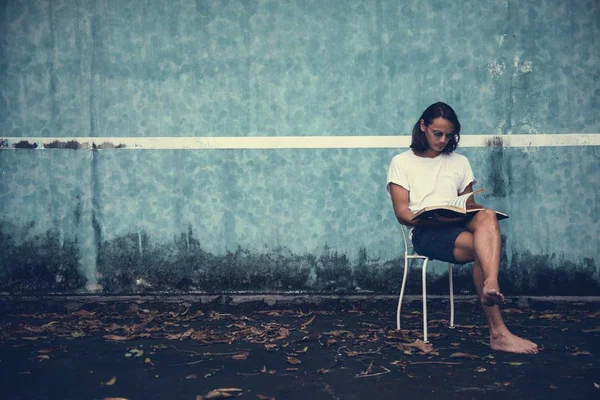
[432,131,455,140]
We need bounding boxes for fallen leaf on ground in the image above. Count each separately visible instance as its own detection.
[198,388,243,399]
[582,326,600,333]
[287,357,302,365]
[256,395,275,400]
[390,360,407,367]
[231,351,249,360]
[38,346,67,354]
[180,328,195,341]
[405,339,433,354]
[104,335,130,341]
[186,374,198,380]
[317,368,330,374]
[594,382,599,389]
[475,367,487,373]
[571,350,591,356]
[504,362,527,366]
[449,352,480,360]
[300,315,316,330]
[534,313,561,319]
[104,398,128,400]
[102,376,117,386]
[263,344,277,351]
[299,332,321,342]
[71,331,86,338]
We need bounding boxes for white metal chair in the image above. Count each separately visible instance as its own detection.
[396,225,455,343]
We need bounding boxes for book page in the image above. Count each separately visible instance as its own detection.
[445,189,484,209]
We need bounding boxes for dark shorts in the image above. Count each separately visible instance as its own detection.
[411,225,468,264]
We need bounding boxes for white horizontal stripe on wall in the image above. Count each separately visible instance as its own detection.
[1,134,599,150]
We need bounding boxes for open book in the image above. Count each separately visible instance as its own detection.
[411,189,509,221]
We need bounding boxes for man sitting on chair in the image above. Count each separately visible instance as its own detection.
[386,102,538,354]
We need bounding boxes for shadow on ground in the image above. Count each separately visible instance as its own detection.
[0,296,599,399]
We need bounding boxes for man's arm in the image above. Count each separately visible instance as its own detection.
[389,183,453,227]
[460,183,485,210]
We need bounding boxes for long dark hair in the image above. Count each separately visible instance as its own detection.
[410,102,461,154]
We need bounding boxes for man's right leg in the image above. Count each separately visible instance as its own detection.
[454,230,539,354]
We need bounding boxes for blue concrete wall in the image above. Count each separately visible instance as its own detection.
[1,0,598,294]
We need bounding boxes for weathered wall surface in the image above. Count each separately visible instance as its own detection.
[1,0,598,294]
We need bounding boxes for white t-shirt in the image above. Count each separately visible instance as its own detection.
[386,150,476,212]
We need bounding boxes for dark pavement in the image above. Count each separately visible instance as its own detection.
[1,296,599,400]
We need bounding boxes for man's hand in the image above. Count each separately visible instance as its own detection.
[467,202,485,210]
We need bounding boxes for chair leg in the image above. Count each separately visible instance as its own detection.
[422,258,429,343]
[396,255,410,330]
[448,263,455,328]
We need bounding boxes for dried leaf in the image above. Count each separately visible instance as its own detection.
[166,333,182,340]
[534,313,562,320]
[390,360,407,367]
[186,374,198,380]
[582,326,600,333]
[475,367,487,373]
[449,352,480,360]
[36,355,50,361]
[200,388,243,399]
[231,351,249,360]
[405,339,433,354]
[263,344,277,351]
[287,357,302,365]
[180,328,195,341]
[102,376,117,386]
[300,315,316,329]
[298,346,308,354]
[504,362,527,366]
[71,331,86,338]
[594,382,599,389]
[104,398,129,400]
[38,346,67,354]
[256,395,275,400]
[299,332,321,342]
[104,335,130,341]
[203,390,232,399]
[325,330,354,338]
[572,350,591,356]
[317,368,330,374]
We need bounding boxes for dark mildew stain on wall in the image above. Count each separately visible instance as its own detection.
[487,137,507,197]
[1,223,598,295]
[44,140,89,149]
[13,141,38,149]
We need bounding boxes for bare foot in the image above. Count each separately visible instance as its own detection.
[481,281,504,307]
[490,331,539,354]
